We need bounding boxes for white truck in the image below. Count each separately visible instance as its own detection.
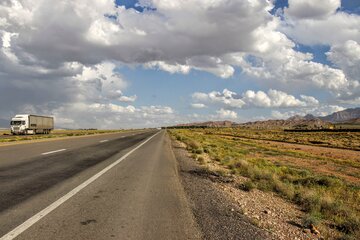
[10,114,54,135]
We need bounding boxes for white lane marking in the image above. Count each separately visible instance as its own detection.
[41,149,66,155]
[99,140,108,143]
[0,131,161,240]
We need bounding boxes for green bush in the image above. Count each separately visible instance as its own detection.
[188,140,201,150]
[195,149,203,154]
[238,180,256,192]
[198,156,205,165]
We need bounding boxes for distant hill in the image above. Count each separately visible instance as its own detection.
[239,117,331,130]
[175,120,236,128]
[169,108,360,129]
[320,107,360,123]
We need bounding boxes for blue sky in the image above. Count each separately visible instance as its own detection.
[0,0,359,128]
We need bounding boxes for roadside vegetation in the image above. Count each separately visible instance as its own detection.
[0,129,136,143]
[204,127,360,150]
[169,128,360,239]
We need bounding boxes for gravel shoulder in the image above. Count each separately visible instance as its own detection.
[171,138,273,240]
[171,137,331,240]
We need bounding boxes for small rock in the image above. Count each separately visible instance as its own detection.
[231,208,235,212]
[263,209,270,214]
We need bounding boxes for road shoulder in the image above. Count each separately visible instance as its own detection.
[170,136,273,240]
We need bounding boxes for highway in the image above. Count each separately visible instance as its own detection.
[0,130,201,240]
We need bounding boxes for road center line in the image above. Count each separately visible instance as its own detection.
[41,149,66,155]
[99,140,108,143]
[0,131,161,240]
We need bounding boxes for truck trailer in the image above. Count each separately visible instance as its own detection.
[10,114,54,135]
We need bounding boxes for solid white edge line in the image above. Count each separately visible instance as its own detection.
[0,131,161,240]
[99,140,108,143]
[41,149,66,155]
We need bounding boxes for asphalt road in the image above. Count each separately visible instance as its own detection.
[0,130,201,239]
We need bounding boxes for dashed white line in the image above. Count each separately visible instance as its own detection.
[41,149,66,155]
[0,131,160,240]
[99,140,108,143]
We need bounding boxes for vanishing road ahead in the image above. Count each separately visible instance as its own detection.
[0,130,200,240]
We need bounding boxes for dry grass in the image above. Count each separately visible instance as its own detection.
[204,128,360,150]
[169,128,360,239]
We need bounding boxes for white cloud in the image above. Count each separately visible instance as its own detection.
[0,0,276,77]
[285,0,340,20]
[228,18,358,99]
[215,109,238,120]
[191,103,207,109]
[51,103,175,129]
[144,61,191,74]
[193,89,319,109]
[192,89,245,109]
[74,62,127,101]
[326,40,360,82]
[119,95,137,103]
[282,1,360,46]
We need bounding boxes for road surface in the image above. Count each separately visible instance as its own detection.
[0,130,201,239]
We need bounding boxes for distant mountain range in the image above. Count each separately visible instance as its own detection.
[319,107,360,123]
[170,107,360,129]
[175,120,235,128]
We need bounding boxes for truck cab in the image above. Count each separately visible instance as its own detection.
[10,115,29,135]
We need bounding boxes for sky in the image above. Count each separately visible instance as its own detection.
[0,0,359,129]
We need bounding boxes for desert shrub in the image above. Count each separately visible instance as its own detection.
[197,156,205,165]
[187,140,201,150]
[297,189,322,213]
[273,178,295,200]
[302,211,322,227]
[294,176,342,188]
[238,180,256,192]
[195,149,203,154]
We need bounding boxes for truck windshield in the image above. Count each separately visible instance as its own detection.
[11,121,23,125]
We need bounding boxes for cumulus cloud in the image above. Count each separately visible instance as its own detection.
[51,103,175,129]
[228,18,359,99]
[326,40,360,82]
[0,0,273,74]
[282,0,360,46]
[119,95,137,103]
[192,89,319,109]
[215,109,238,120]
[73,62,127,101]
[191,103,207,109]
[284,0,340,20]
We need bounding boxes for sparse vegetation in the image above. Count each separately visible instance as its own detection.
[201,127,360,150]
[169,128,360,238]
